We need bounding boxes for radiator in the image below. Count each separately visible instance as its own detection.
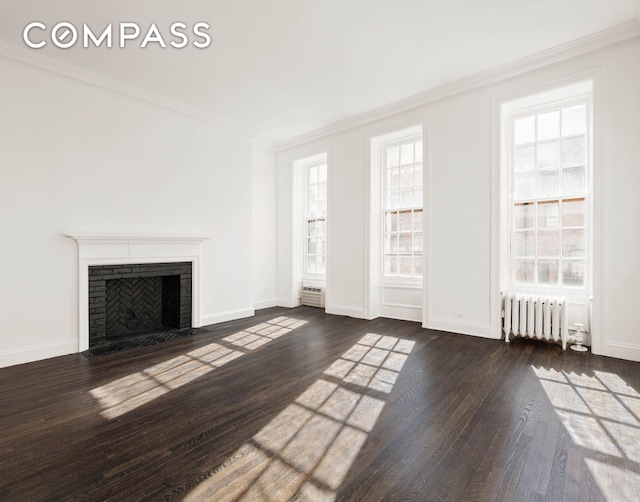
[502,293,568,350]
[301,286,325,308]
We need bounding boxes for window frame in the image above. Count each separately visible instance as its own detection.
[505,94,592,297]
[302,156,328,279]
[380,133,424,284]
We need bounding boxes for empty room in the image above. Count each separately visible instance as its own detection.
[1,1,640,500]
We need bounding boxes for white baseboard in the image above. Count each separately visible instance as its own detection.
[601,341,640,363]
[253,299,278,310]
[380,304,422,323]
[0,340,78,369]
[425,318,497,339]
[276,298,301,308]
[326,304,367,319]
[200,307,255,327]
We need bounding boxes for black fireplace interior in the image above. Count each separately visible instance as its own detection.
[88,262,193,349]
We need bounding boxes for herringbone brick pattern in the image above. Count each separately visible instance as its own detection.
[106,277,163,338]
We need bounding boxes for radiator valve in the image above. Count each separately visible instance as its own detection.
[570,323,588,352]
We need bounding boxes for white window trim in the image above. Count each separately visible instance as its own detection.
[491,76,603,349]
[293,152,328,285]
[376,127,424,286]
[504,93,593,299]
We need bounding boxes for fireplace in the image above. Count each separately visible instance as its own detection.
[65,234,208,352]
[88,262,192,348]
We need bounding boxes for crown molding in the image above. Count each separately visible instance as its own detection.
[0,40,256,135]
[275,20,640,152]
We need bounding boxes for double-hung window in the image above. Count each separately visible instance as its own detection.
[507,88,591,293]
[382,135,423,279]
[304,156,327,276]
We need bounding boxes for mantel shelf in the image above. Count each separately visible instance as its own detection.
[64,234,210,244]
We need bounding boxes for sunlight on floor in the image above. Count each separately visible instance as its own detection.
[186,333,415,502]
[90,316,306,419]
[533,366,640,501]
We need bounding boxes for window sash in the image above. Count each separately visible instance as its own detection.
[508,98,590,291]
[304,161,327,276]
[382,136,423,280]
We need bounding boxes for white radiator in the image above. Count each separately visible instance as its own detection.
[502,293,568,350]
[301,286,325,308]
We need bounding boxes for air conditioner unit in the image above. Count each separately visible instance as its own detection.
[301,285,325,308]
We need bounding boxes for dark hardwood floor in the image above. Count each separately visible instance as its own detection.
[1,306,639,501]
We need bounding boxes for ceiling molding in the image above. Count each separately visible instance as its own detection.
[275,20,640,152]
[0,40,257,136]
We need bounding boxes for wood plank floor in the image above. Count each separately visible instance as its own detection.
[1,306,639,501]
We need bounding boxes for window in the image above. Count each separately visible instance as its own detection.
[303,156,327,276]
[382,135,423,279]
[505,85,591,292]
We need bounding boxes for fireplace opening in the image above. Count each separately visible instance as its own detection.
[88,262,193,351]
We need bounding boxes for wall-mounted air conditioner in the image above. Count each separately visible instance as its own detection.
[301,284,325,308]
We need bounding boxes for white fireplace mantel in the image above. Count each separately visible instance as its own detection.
[65,233,210,351]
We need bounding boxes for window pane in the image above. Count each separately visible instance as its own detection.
[308,238,316,254]
[413,186,422,207]
[318,182,327,201]
[537,230,559,257]
[308,220,316,237]
[400,143,414,165]
[563,229,585,257]
[318,164,327,182]
[515,145,535,172]
[413,256,423,277]
[386,145,399,167]
[308,202,317,219]
[399,256,412,276]
[308,184,318,203]
[562,166,585,196]
[413,210,423,231]
[514,173,536,200]
[385,211,398,232]
[399,233,412,253]
[413,164,423,186]
[562,198,585,227]
[563,260,584,286]
[514,231,535,257]
[387,167,399,189]
[413,232,423,253]
[562,136,586,167]
[401,188,414,207]
[400,165,413,187]
[415,141,423,162]
[537,140,559,170]
[309,166,318,184]
[537,110,560,140]
[307,256,316,274]
[538,260,559,284]
[514,259,534,283]
[398,210,412,231]
[515,116,535,145]
[537,200,559,228]
[385,234,398,254]
[319,200,327,218]
[385,255,398,276]
[316,256,326,275]
[562,105,586,136]
[387,189,400,210]
[514,202,534,229]
[316,219,326,237]
[537,170,559,199]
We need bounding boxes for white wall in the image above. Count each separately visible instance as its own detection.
[276,36,640,362]
[0,56,259,367]
[252,139,277,309]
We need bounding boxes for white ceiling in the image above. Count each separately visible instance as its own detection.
[1,1,639,143]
